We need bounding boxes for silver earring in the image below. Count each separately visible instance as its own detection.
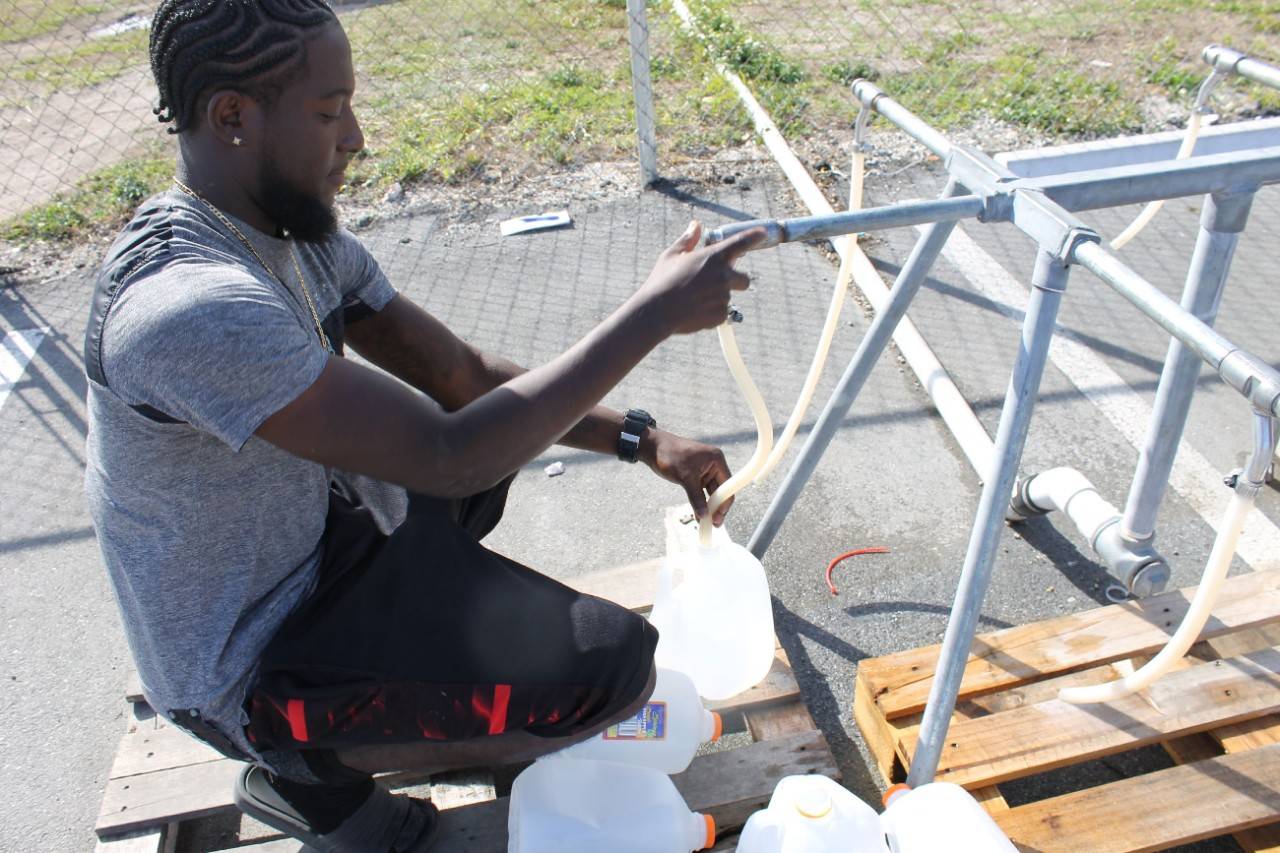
[232,136,243,147]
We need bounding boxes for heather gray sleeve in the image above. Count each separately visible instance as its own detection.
[333,227,397,321]
[101,270,329,450]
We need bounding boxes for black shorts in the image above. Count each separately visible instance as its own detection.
[244,476,658,754]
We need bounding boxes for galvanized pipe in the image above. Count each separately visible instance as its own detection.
[705,195,984,250]
[1072,241,1280,418]
[908,249,1071,786]
[851,79,953,160]
[1016,147,1280,211]
[747,182,964,558]
[1203,44,1280,92]
[1120,189,1255,546]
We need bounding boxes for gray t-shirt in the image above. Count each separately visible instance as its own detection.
[84,190,400,758]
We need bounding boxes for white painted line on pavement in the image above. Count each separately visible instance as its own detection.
[0,328,46,414]
[939,224,1280,572]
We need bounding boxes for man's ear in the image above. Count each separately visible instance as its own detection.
[205,89,261,149]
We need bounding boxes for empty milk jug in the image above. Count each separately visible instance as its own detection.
[649,539,775,701]
[508,758,716,853]
[737,774,889,852]
[547,667,723,774]
[882,782,1017,852]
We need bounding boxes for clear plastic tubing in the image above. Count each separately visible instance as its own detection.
[1110,111,1204,250]
[698,156,863,545]
[1058,488,1254,704]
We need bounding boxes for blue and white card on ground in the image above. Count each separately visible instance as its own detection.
[499,210,572,236]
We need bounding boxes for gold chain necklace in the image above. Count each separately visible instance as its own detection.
[172,178,333,353]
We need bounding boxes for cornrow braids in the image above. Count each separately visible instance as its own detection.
[149,0,337,134]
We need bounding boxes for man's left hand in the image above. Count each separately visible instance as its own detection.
[640,429,734,526]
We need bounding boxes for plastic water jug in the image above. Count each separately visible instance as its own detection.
[882,782,1017,852]
[649,539,775,701]
[546,667,723,774]
[736,774,889,852]
[508,757,716,853]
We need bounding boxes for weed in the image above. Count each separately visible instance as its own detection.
[2,152,170,241]
[824,60,878,87]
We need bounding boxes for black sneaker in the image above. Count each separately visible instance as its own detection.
[234,764,440,852]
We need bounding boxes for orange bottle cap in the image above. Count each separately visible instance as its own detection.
[701,813,716,849]
[710,711,723,742]
[882,782,911,808]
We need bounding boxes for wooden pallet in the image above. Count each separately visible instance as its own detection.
[853,567,1280,852]
[96,556,838,852]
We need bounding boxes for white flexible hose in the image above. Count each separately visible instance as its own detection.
[1110,110,1204,250]
[699,145,867,543]
[1058,488,1254,704]
[700,324,774,545]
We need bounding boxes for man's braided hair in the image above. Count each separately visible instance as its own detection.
[149,0,337,134]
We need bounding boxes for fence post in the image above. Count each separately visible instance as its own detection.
[626,0,659,186]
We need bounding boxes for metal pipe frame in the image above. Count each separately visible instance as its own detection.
[1118,188,1256,548]
[747,180,965,558]
[996,117,1280,179]
[710,72,1280,786]
[705,194,984,249]
[1203,45,1280,92]
[909,249,1072,784]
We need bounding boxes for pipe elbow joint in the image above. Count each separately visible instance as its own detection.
[1093,521,1170,597]
[851,79,884,108]
[1202,44,1245,74]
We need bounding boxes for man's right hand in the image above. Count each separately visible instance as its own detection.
[632,221,765,336]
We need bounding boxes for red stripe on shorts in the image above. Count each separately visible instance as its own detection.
[286,698,309,743]
[489,684,511,735]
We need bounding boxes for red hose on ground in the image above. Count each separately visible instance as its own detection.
[825,547,890,595]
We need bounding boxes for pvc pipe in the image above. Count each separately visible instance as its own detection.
[672,0,996,553]
[1023,467,1121,546]
[1061,411,1274,704]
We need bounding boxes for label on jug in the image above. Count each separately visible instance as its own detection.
[603,701,667,740]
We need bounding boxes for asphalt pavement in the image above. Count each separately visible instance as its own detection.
[1,161,1276,850]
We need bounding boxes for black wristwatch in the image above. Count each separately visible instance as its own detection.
[617,408,657,463]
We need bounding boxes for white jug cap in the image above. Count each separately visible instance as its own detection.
[793,784,833,819]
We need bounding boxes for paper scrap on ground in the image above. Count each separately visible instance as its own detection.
[545,461,565,477]
[500,210,571,236]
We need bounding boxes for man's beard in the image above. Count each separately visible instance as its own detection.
[256,154,338,243]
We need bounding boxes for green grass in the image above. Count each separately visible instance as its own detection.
[0,0,130,44]
[12,26,147,91]
[337,0,755,187]
[7,0,1280,246]
[1,153,170,242]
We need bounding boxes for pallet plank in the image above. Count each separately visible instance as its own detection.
[993,743,1280,853]
[109,718,225,779]
[860,569,1280,719]
[94,827,165,853]
[908,647,1280,788]
[225,729,838,853]
[97,758,242,837]
[569,558,663,612]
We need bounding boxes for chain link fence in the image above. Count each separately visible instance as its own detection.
[1,0,1276,244]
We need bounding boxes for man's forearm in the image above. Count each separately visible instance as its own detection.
[474,354,635,458]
